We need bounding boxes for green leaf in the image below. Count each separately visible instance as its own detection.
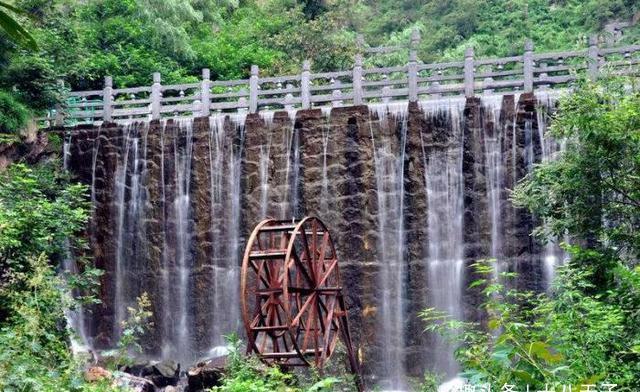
[0,3,37,50]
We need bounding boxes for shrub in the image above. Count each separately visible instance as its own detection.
[0,90,30,134]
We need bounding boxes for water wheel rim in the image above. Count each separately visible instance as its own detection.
[240,218,278,357]
[283,217,341,367]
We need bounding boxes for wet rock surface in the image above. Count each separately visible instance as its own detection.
[124,360,180,388]
[187,355,226,391]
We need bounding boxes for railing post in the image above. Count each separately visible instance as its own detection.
[103,76,113,122]
[249,65,259,113]
[588,35,600,82]
[54,79,65,126]
[464,47,475,97]
[301,60,311,109]
[408,29,420,102]
[200,68,211,117]
[524,39,534,93]
[151,72,162,120]
[353,54,364,105]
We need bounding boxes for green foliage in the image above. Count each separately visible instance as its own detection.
[0,162,112,391]
[0,253,118,392]
[0,0,37,49]
[102,293,154,369]
[0,90,29,133]
[513,76,640,271]
[0,163,90,287]
[211,334,353,392]
[421,259,640,391]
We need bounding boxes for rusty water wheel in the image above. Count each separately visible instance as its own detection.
[241,217,360,377]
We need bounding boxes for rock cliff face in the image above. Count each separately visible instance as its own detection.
[65,93,561,387]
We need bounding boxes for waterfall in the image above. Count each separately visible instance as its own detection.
[207,115,245,351]
[258,112,274,218]
[259,142,271,219]
[66,96,563,384]
[483,97,505,273]
[320,124,331,216]
[370,103,408,389]
[280,111,298,218]
[61,133,91,355]
[420,99,465,378]
[113,124,135,336]
[535,97,565,288]
[174,120,194,359]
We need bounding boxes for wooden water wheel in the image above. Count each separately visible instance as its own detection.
[240,217,361,386]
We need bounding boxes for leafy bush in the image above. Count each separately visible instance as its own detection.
[421,259,640,391]
[0,163,94,312]
[0,162,110,391]
[101,293,154,369]
[212,334,353,392]
[0,90,29,134]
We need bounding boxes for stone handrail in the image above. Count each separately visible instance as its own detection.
[41,33,640,127]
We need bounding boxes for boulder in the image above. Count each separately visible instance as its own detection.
[123,359,180,388]
[84,366,112,382]
[85,367,156,392]
[147,360,180,387]
[187,355,226,391]
[112,371,157,392]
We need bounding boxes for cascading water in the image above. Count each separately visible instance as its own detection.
[483,97,506,274]
[61,133,91,354]
[420,99,465,378]
[258,112,274,218]
[113,124,137,337]
[173,120,194,360]
[535,98,565,288]
[370,103,408,389]
[207,115,246,351]
[281,111,299,218]
[320,124,331,216]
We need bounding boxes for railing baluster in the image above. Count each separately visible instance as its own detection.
[524,39,534,93]
[353,54,364,105]
[301,60,311,109]
[201,68,211,117]
[249,65,259,113]
[464,47,475,97]
[103,76,113,122]
[151,72,162,120]
[408,29,420,102]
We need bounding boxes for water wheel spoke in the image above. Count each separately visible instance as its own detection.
[301,294,318,352]
[249,260,272,288]
[317,232,330,265]
[321,295,337,361]
[291,292,316,327]
[316,258,339,288]
[299,229,316,281]
[291,250,314,286]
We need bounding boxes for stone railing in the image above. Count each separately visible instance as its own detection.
[40,32,640,127]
